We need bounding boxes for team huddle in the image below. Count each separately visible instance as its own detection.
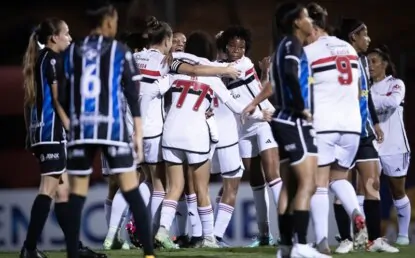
[20,1,411,258]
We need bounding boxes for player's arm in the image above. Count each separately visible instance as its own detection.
[170,59,240,79]
[46,56,69,130]
[210,77,266,121]
[368,93,379,124]
[371,80,405,111]
[281,39,305,112]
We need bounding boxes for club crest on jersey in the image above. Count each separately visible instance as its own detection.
[50,58,56,66]
[392,84,401,90]
[84,48,98,60]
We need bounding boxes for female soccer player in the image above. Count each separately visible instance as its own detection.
[172,32,186,52]
[333,18,393,254]
[244,2,329,257]
[135,16,240,235]
[152,31,270,249]
[369,45,411,246]
[220,25,282,247]
[60,2,155,258]
[21,18,103,258]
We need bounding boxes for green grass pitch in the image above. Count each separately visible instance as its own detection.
[1,246,415,258]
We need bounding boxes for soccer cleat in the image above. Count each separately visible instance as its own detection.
[290,243,332,258]
[154,227,179,249]
[367,237,399,253]
[334,239,353,254]
[200,236,219,248]
[79,242,107,258]
[396,235,410,245]
[352,210,368,250]
[247,235,275,247]
[174,235,190,248]
[19,247,48,258]
[188,236,204,248]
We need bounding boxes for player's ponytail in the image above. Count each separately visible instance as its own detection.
[144,16,172,46]
[368,44,397,77]
[23,30,40,107]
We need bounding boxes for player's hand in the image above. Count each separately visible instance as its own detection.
[134,134,144,164]
[261,109,273,122]
[162,52,173,67]
[258,56,271,72]
[205,108,214,119]
[302,109,313,123]
[225,65,241,79]
[241,103,257,122]
[374,123,384,143]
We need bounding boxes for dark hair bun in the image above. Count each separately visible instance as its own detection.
[145,16,160,30]
[307,2,327,18]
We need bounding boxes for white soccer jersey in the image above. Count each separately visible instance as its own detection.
[304,36,361,134]
[371,76,410,155]
[212,96,239,147]
[133,49,170,138]
[225,56,275,138]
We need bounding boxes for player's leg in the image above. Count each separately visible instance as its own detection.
[144,136,166,233]
[102,155,116,226]
[183,163,203,246]
[56,173,108,257]
[188,152,218,248]
[330,134,367,250]
[21,144,66,258]
[155,148,186,249]
[240,137,272,247]
[257,124,283,226]
[311,133,336,254]
[273,120,326,258]
[212,144,243,247]
[381,153,411,245]
[103,144,154,257]
[64,145,97,258]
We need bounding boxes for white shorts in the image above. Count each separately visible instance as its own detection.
[143,136,163,164]
[211,142,243,178]
[162,148,210,165]
[239,123,278,158]
[380,152,410,177]
[317,133,360,169]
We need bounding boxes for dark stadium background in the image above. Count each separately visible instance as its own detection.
[0,0,413,226]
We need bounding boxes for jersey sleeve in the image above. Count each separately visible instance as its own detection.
[372,79,405,111]
[280,37,305,111]
[210,77,232,104]
[122,47,141,117]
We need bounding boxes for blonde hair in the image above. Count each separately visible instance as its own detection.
[23,32,40,107]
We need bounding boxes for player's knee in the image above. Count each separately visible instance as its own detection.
[55,184,69,202]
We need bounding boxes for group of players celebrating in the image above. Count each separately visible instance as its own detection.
[20,0,411,258]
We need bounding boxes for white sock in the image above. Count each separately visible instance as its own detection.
[310,187,329,243]
[267,178,282,207]
[330,180,360,217]
[106,190,128,240]
[139,182,152,207]
[104,199,112,227]
[357,195,365,216]
[198,205,214,237]
[186,194,202,237]
[393,195,411,237]
[151,191,165,230]
[214,203,234,239]
[213,195,222,220]
[159,199,178,231]
[175,197,188,236]
[252,184,270,236]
